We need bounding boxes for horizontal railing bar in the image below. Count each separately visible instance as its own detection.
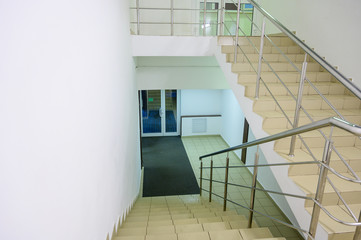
[314,200,361,226]
[130,7,220,11]
[130,22,217,24]
[201,185,361,227]
[201,153,361,183]
[201,178,313,200]
[247,0,361,101]
[319,161,361,184]
[199,117,361,159]
[201,188,314,239]
[201,160,320,169]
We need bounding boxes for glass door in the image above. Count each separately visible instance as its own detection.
[141,90,180,137]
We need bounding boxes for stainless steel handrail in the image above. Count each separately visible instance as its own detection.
[199,117,361,159]
[201,188,316,240]
[247,0,361,100]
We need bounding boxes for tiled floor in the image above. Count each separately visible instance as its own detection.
[181,135,303,240]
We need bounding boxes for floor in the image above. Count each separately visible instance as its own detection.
[181,135,303,240]
[142,136,199,197]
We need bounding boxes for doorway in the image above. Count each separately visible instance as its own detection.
[140,89,180,137]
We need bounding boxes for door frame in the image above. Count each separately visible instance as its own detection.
[140,89,181,137]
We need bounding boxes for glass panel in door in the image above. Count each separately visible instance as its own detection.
[165,90,177,133]
[141,90,162,134]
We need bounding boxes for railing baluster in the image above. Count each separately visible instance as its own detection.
[248,146,259,228]
[234,0,241,63]
[353,210,361,240]
[219,0,224,36]
[255,18,266,99]
[200,160,203,196]
[308,139,333,240]
[136,0,140,35]
[289,53,308,156]
[170,0,174,36]
[209,158,213,202]
[203,0,207,36]
[223,153,230,211]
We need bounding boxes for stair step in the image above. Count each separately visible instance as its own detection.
[203,221,231,231]
[252,95,360,112]
[222,45,303,55]
[114,236,145,240]
[232,62,321,73]
[239,227,274,240]
[243,82,345,98]
[218,36,297,47]
[226,53,312,63]
[209,229,243,240]
[238,71,332,84]
[291,173,361,206]
[178,231,210,240]
[147,225,175,235]
[305,204,360,240]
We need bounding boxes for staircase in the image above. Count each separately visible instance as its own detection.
[217,35,361,240]
[115,194,286,240]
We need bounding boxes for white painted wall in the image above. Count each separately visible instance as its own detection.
[0,1,140,240]
[220,89,245,159]
[132,36,218,56]
[181,90,223,115]
[182,117,222,136]
[180,90,222,136]
[137,67,229,90]
[253,0,361,88]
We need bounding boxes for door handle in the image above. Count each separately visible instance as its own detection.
[159,108,163,117]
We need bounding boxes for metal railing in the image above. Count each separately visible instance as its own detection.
[199,117,361,240]
[129,0,253,36]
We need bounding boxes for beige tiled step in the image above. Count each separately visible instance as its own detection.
[114,236,145,240]
[218,36,297,47]
[231,62,321,73]
[238,71,333,84]
[252,95,361,112]
[305,204,360,240]
[291,173,361,207]
[239,227,274,240]
[243,82,345,98]
[226,53,312,63]
[222,45,303,55]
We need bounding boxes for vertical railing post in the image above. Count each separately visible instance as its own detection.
[209,158,213,202]
[241,118,249,164]
[203,0,207,36]
[255,18,266,99]
[170,0,174,36]
[219,0,224,36]
[234,0,241,63]
[248,146,259,228]
[200,159,203,196]
[353,210,361,240]
[289,53,308,156]
[308,139,333,240]
[136,0,140,35]
[223,153,230,211]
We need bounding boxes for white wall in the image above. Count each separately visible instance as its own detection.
[180,90,223,136]
[181,90,223,115]
[220,89,245,158]
[0,1,140,240]
[254,0,361,88]
[137,67,229,90]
